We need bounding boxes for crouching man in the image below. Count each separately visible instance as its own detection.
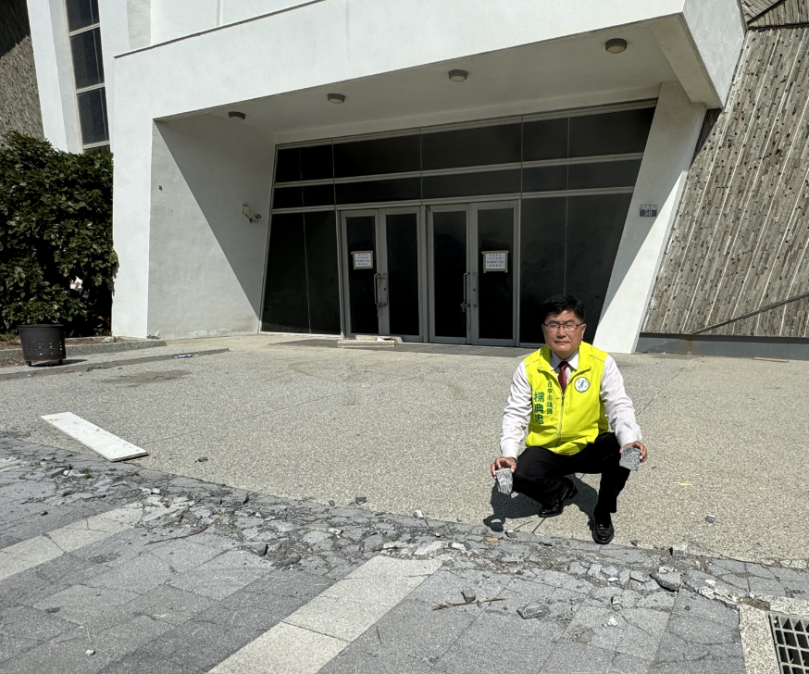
[490,294,647,544]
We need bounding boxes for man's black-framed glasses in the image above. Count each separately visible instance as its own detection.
[543,322,585,332]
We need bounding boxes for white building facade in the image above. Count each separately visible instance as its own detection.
[26,0,747,352]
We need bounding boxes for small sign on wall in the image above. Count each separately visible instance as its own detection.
[640,204,659,217]
[352,251,374,269]
[482,250,508,273]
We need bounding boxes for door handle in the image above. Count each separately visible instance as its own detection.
[374,273,388,314]
[461,272,470,313]
[471,272,478,308]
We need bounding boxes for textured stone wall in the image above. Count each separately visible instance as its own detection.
[0,0,44,143]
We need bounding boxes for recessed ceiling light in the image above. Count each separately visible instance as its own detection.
[228,111,246,120]
[448,69,468,83]
[605,38,627,54]
[327,93,346,104]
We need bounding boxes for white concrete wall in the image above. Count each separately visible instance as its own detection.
[151,0,219,44]
[222,0,314,25]
[594,81,706,354]
[145,116,273,339]
[26,0,81,152]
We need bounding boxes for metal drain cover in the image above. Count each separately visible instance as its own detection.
[770,613,809,673]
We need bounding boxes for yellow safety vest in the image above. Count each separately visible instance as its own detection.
[524,342,609,455]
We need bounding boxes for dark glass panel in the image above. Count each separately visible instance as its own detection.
[432,210,467,339]
[523,117,568,161]
[77,88,108,145]
[336,177,420,205]
[275,148,302,182]
[85,145,110,154]
[386,213,420,337]
[304,211,340,334]
[262,213,310,332]
[520,198,566,343]
[477,208,514,340]
[346,216,378,334]
[300,144,333,180]
[422,169,520,199]
[334,135,420,178]
[66,0,99,31]
[566,193,633,343]
[422,123,521,170]
[569,107,655,157]
[522,165,568,193]
[568,159,642,190]
[70,28,104,89]
[302,184,335,207]
[272,186,302,210]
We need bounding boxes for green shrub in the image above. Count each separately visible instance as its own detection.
[0,131,116,335]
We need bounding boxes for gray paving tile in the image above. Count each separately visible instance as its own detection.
[0,603,77,641]
[68,528,147,566]
[349,597,478,662]
[563,605,670,660]
[439,610,563,674]
[96,649,203,674]
[665,614,739,645]
[83,553,177,594]
[609,653,653,674]
[648,661,746,674]
[242,567,334,602]
[672,592,740,628]
[320,649,438,674]
[539,642,614,674]
[143,619,259,671]
[32,585,141,631]
[748,576,786,595]
[88,615,176,661]
[123,584,217,625]
[194,591,303,633]
[168,567,264,600]
[0,626,116,674]
[405,569,512,611]
[654,632,743,663]
[147,538,224,572]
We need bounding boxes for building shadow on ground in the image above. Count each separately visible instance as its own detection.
[483,475,599,532]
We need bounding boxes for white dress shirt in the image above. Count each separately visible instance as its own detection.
[500,348,642,458]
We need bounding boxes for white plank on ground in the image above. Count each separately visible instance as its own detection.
[41,412,148,461]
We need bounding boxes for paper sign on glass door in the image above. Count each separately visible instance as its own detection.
[482,251,508,273]
[352,251,374,269]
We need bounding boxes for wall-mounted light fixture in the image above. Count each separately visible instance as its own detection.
[327,93,346,104]
[242,204,261,223]
[448,69,468,83]
[228,111,246,120]
[605,38,627,54]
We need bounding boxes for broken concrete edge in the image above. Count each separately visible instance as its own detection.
[0,348,230,381]
[0,338,167,359]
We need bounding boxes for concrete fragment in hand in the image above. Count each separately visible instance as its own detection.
[619,446,640,471]
[495,468,513,495]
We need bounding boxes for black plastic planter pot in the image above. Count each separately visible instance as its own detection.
[18,324,66,366]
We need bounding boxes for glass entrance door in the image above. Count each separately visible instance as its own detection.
[340,209,423,340]
[428,202,518,345]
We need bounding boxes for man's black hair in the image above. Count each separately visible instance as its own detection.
[539,294,586,324]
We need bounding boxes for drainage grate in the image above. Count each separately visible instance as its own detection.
[770,613,809,673]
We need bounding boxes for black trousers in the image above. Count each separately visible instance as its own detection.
[512,433,630,517]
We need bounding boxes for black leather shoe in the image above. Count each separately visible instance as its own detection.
[592,516,615,545]
[537,482,578,518]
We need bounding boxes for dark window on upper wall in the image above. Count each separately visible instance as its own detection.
[70,27,104,89]
[76,88,108,145]
[569,108,655,157]
[65,0,99,31]
[566,193,633,343]
[302,184,335,207]
[334,135,421,178]
[421,123,521,170]
[523,117,569,161]
[568,159,642,190]
[520,198,566,344]
[262,213,310,333]
[304,211,341,334]
[522,165,568,193]
[422,169,520,199]
[272,186,303,210]
[300,144,334,181]
[336,178,420,205]
[275,148,302,182]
